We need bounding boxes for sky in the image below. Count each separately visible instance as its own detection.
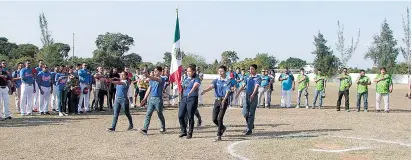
[0,1,410,69]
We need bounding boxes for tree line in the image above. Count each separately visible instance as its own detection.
[0,9,410,77]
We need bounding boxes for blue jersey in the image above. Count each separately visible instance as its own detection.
[20,68,34,84]
[149,77,167,97]
[37,71,52,87]
[55,73,68,91]
[260,75,270,87]
[244,74,261,95]
[280,73,295,91]
[12,70,22,88]
[78,69,91,84]
[115,80,129,98]
[212,77,234,97]
[182,75,201,97]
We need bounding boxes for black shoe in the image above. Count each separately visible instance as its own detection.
[86,111,91,113]
[179,133,187,138]
[186,134,192,139]
[100,108,106,112]
[336,109,340,111]
[252,124,255,129]
[40,112,44,115]
[213,136,222,142]
[52,109,57,112]
[159,128,166,133]
[221,126,227,135]
[140,129,148,135]
[245,131,252,135]
[127,126,133,131]
[79,111,84,114]
[5,116,11,120]
[45,112,51,115]
[197,120,202,127]
[107,128,115,132]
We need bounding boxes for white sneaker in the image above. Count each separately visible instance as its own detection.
[306,106,309,109]
[295,105,300,108]
[59,112,64,116]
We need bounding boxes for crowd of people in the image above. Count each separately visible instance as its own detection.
[0,59,406,142]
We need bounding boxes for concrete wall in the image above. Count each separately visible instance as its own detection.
[203,73,410,84]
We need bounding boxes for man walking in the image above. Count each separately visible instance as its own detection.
[356,70,371,112]
[37,66,53,115]
[20,60,36,116]
[236,64,261,135]
[336,68,352,112]
[12,62,23,112]
[0,65,11,120]
[374,67,393,113]
[296,68,309,109]
[78,63,91,113]
[278,68,295,108]
[201,65,234,141]
[312,69,326,109]
[140,66,167,135]
[196,67,204,106]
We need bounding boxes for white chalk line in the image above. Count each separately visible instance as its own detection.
[330,136,411,147]
[309,147,371,153]
[227,133,410,160]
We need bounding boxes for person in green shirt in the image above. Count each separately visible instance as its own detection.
[296,68,309,108]
[373,67,393,113]
[356,70,371,112]
[336,68,352,112]
[312,69,326,109]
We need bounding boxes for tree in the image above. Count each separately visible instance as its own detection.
[221,50,239,67]
[254,53,278,70]
[335,21,360,68]
[163,52,172,66]
[394,62,410,74]
[364,19,399,73]
[400,8,411,68]
[205,59,220,74]
[92,32,134,68]
[0,37,18,58]
[278,57,307,69]
[233,58,258,71]
[121,53,142,69]
[37,43,71,67]
[39,12,54,47]
[139,62,154,71]
[182,53,207,69]
[11,44,39,59]
[312,32,340,77]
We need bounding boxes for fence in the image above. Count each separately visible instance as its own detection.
[203,73,410,84]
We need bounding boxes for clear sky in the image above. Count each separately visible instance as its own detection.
[0,1,410,69]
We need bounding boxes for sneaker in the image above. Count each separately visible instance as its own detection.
[295,105,300,109]
[319,106,321,109]
[356,109,360,112]
[159,128,166,133]
[59,112,64,116]
[384,110,389,113]
[376,110,381,113]
[221,126,227,135]
[45,112,51,115]
[364,109,368,112]
[306,106,309,109]
[179,133,187,138]
[245,131,252,135]
[52,109,57,112]
[213,136,222,142]
[40,112,44,115]
[336,109,340,111]
[5,116,12,120]
[197,120,202,127]
[346,110,350,112]
[107,128,115,132]
[311,106,315,109]
[186,134,192,139]
[140,129,148,135]
[127,126,133,131]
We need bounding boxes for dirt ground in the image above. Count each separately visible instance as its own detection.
[0,81,410,160]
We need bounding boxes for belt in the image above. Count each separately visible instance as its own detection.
[215,97,225,100]
[0,86,6,89]
[23,83,33,86]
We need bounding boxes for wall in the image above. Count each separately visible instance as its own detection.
[203,73,411,84]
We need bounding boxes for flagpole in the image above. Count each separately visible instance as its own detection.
[176,7,181,106]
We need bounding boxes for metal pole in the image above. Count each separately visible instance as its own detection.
[72,33,75,64]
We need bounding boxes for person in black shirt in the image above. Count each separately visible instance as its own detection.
[0,65,11,121]
[108,68,120,109]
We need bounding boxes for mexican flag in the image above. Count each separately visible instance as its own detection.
[169,9,183,92]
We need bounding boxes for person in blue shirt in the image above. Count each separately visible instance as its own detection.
[236,69,246,107]
[178,64,201,139]
[278,67,295,108]
[235,64,261,135]
[257,69,272,108]
[139,66,167,135]
[12,62,23,112]
[201,65,234,142]
[107,71,133,132]
[37,66,53,115]
[55,66,68,116]
[50,65,59,112]
[77,63,91,113]
[33,59,45,112]
[19,60,36,116]
[226,67,237,107]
